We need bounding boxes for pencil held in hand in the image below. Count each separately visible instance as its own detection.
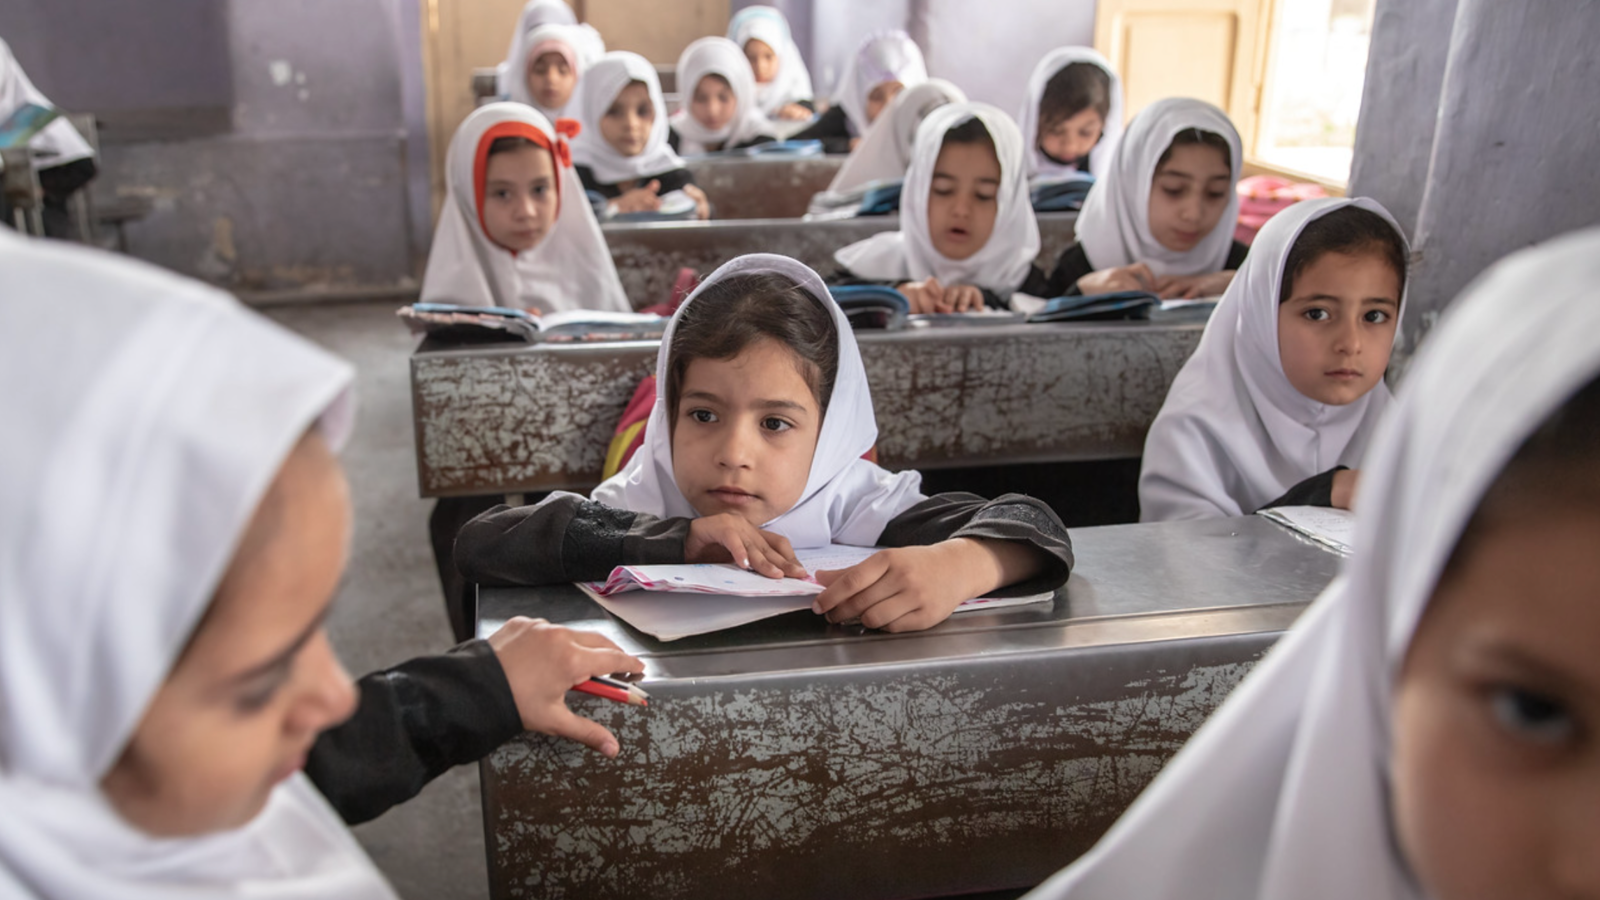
[573,678,649,706]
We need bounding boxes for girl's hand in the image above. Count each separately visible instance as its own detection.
[812,541,985,632]
[613,180,662,214]
[1153,270,1235,300]
[898,278,945,314]
[683,183,711,220]
[938,284,985,313]
[486,617,645,758]
[1076,262,1156,296]
[686,512,806,579]
[1331,469,1360,510]
[777,103,812,121]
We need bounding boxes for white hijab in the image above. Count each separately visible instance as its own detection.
[825,78,966,194]
[570,51,686,185]
[503,24,589,120]
[1031,225,1600,900]
[834,102,1040,296]
[1138,197,1402,521]
[421,103,629,313]
[1017,47,1124,180]
[727,6,815,117]
[0,229,393,899]
[835,30,928,138]
[1074,97,1242,276]
[590,253,925,549]
[669,37,777,155]
[495,1,600,101]
[0,36,93,170]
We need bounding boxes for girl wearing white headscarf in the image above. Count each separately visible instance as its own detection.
[832,103,1047,310]
[1028,225,1600,900]
[0,36,96,236]
[793,30,927,154]
[1044,98,1246,298]
[571,51,707,220]
[1017,47,1124,180]
[808,78,966,210]
[494,0,606,101]
[668,37,777,155]
[421,102,630,313]
[727,5,815,120]
[456,254,1073,633]
[0,228,644,897]
[1138,197,1408,521]
[502,23,591,120]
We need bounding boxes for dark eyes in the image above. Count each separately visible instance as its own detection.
[235,674,287,714]
[1489,686,1576,744]
[762,417,793,433]
[689,409,716,424]
[1364,309,1390,324]
[1304,308,1330,322]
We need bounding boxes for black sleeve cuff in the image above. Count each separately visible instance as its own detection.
[1257,466,1347,512]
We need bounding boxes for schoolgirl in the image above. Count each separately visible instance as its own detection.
[668,36,777,155]
[793,30,927,154]
[570,52,709,220]
[1016,47,1124,179]
[726,5,815,121]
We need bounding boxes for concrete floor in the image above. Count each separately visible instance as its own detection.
[265,300,488,900]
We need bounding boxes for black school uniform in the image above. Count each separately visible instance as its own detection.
[827,264,1055,311]
[454,491,1074,595]
[1256,466,1347,512]
[789,105,853,155]
[1043,239,1251,297]
[667,129,775,154]
[575,164,697,199]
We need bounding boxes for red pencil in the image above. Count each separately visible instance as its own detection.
[573,680,648,706]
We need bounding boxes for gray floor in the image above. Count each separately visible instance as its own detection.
[264,301,487,900]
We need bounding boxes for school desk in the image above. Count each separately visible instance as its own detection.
[601,212,1080,307]
[473,513,1337,900]
[684,155,844,219]
[410,313,1202,498]
[472,63,678,102]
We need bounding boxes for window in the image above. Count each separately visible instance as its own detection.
[1253,0,1376,185]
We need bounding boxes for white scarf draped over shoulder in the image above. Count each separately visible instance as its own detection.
[825,78,966,195]
[421,102,630,313]
[835,30,928,138]
[1074,97,1242,276]
[834,102,1040,296]
[1138,197,1404,521]
[0,37,93,170]
[1016,47,1124,180]
[0,229,394,899]
[727,5,815,117]
[669,36,778,155]
[569,51,687,185]
[590,253,926,549]
[1030,225,1600,899]
[503,23,597,120]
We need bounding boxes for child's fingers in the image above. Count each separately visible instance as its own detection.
[575,643,646,676]
[759,530,806,577]
[746,535,788,578]
[645,179,661,195]
[545,706,623,758]
[858,592,919,630]
[1128,263,1156,291]
[813,557,896,621]
[823,574,900,623]
[813,567,843,587]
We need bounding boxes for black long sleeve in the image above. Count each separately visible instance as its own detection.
[1257,466,1347,512]
[575,165,696,199]
[790,105,853,154]
[829,265,1046,311]
[305,640,523,825]
[454,492,690,586]
[1043,239,1252,298]
[878,492,1074,596]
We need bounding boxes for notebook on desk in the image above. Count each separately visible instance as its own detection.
[1258,505,1355,555]
[578,543,1053,641]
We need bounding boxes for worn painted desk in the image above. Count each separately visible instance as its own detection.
[410,315,1202,498]
[685,156,844,220]
[602,212,1078,309]
[474,514,1338,900]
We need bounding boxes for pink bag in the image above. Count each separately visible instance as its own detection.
[1235,176,1328,245]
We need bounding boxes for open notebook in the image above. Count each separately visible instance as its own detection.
[578,543,1054,641]
[1257,505,1356,555]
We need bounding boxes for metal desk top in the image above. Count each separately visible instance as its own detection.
[478,515,1338,679]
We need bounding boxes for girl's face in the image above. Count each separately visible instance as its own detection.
[526,51,576,111]
[1039,107,1105,164]
[1147,143,1231,253]
[481,143,559,253]
[690,74,737,132]
[743,38,778,84]
[865,80,905,125]
[671,337,822,527]
[1276,249,1400,406]
[101,434,357,837]
[600,81,654,157]
[926,139,1001,261]
[1393,502,1600,900]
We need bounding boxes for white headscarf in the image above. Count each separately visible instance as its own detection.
[1017,47,1124,180]
[1074,97,1242,276]
[1030,225,1600,900]
[0,37,93,170]
[570,51,686,185]
[825,78,966,194]
[1138,197,1403,521]
[590,253,925,549]
[0,229,394,899]
[669,37,777,155]
[835,30,928,138]
[834,102,1040,296]
[503,24,589,120]
[727,5,815,117]
[421,103,629,314]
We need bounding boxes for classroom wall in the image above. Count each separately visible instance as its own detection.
[1349,0,1600,353]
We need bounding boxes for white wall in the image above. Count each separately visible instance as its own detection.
[919,0,1097,114]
